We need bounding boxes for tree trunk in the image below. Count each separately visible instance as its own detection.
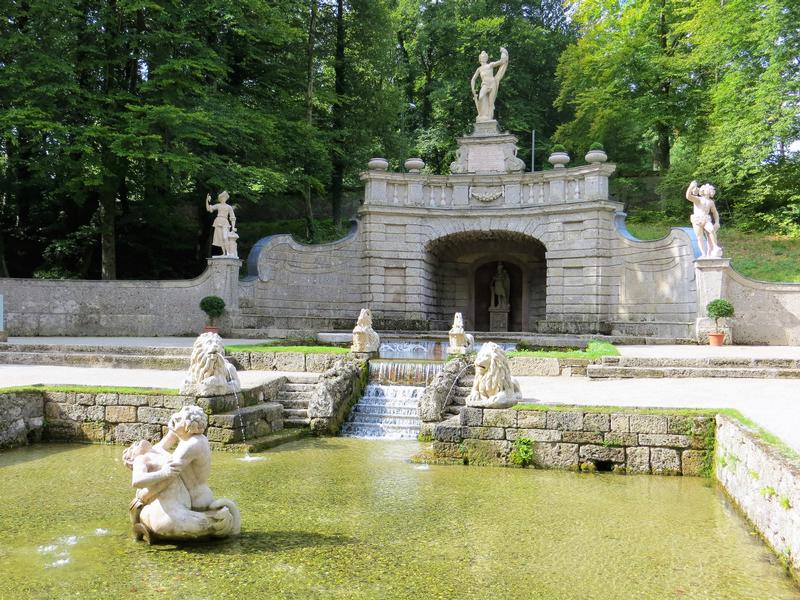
[303,0,318,240]
[330,0,346,226]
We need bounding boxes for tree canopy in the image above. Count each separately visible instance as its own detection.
[1,0,798,279]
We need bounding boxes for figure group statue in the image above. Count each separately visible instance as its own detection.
[123,405,241,543]
[206,191,239,258]
[471,47,509,123]
[686,180,723,258]
[490,263,510,309]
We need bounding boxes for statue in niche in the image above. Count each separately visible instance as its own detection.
[205,190,238,257]
[471,47,509,123]
[686,181,723,258]
[351,308,380,353]
[490,263,510,309]
[123,406,241,543]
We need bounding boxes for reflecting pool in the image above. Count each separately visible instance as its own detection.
[0,440,798,599]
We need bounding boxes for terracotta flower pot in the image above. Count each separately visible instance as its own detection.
[203,325,220,334]
[708,332,725,346]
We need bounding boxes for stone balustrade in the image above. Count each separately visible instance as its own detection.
[361,163,615,210]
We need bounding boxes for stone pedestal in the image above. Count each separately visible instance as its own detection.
[694,258,733,344]
[207,257,242,312]
[489,306,509,332]
[450,121,525,174]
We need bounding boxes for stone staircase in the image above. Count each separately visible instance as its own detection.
[588,356,800,380]
[0,343,190,370]
[274,373,319,427]
[443,375,473,417]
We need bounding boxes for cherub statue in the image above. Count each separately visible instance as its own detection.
[471,47,509,123]
[123,406,241,543]
[205,191,237,257]
[686,180,723,258]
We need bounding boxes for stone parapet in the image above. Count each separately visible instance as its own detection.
[715,415,800,580]
[424,407,714,475]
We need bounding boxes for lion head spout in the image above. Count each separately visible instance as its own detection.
[180,332,241,397]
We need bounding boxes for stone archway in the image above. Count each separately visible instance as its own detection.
[426,231,547,332]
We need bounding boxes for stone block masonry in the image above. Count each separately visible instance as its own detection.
[715,415,800,580]
[0,378,286,449]
[428,406,714,475]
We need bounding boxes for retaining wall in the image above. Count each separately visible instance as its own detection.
[0,391,44,448]
[427,406,714,475]
[228,351,356,373]
[715,415,800,579]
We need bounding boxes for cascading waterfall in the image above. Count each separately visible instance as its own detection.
[340,359,443,440]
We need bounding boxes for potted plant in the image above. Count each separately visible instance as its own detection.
[199,295,226,333]
[706,298,734,346]
[548,144,570,169]
[585,142,608,164]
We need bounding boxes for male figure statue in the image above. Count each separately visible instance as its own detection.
[686,181,722,258]
[471,48,509,123]
[205,191,237,257]
[490,263,510,309]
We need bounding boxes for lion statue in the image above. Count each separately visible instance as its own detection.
[448,312,474,355]
[180,332,241,397]
[466,342,521,408]
[351,308,380,353]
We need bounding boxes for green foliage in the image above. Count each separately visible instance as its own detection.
[760,486,778,499]
[551,144,567,153]
[199,296,225,321]
[509,437,535,467]
[779,496,792,510]
[589,142,604,151]
[417,433,433,443]
[706,299,735,331]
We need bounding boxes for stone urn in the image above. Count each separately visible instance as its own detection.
[548,151,570,169]
[367,157,389,171]
[404,157,425,173]
[585,149,608,164]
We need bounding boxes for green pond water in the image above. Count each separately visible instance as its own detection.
[0,439,798,600]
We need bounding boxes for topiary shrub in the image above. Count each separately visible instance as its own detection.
[199,295,226,325]
[706,298,734,332]
[551,144,567,153]
[589,142,605,151]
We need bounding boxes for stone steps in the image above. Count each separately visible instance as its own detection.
[213,428,308,453]
[206,402,283,444]
[274,375,319,427]
[589,356,800,379]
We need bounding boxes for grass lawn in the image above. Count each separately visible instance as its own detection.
[625,220,800,282]
[0,384,178,395]
[508,340,619,359]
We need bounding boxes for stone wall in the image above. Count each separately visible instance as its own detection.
[715,415,800,579]
[0,380,285,448]
[697,258,800,345]
[428,407,714,475]
[228,351,356,373]
[0,259,240,336]
[307,360,368,434]
[0,391,44,449]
